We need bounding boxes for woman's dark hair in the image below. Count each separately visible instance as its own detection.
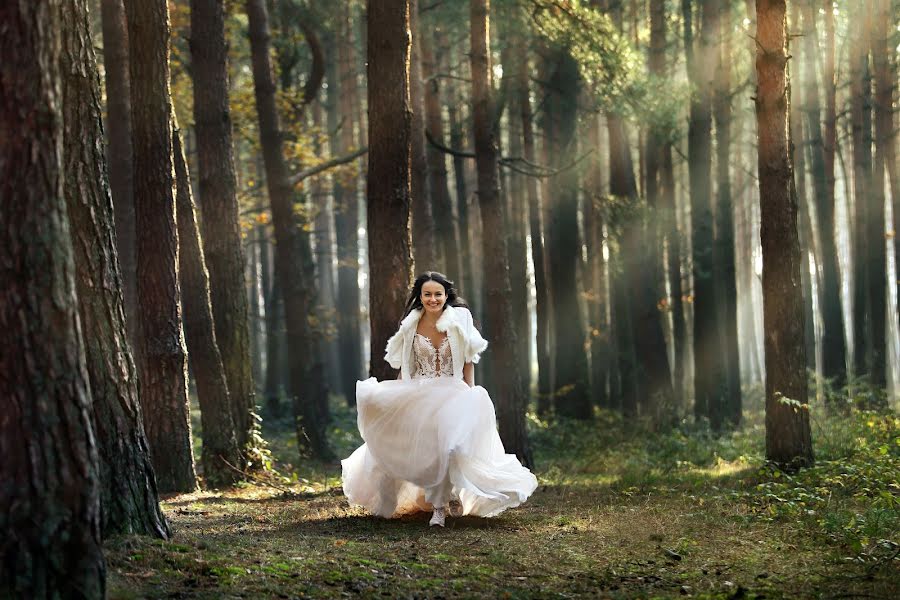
[400,271,469,321]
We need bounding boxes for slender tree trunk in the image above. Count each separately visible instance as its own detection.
[755,0,814,468]
[62,0,170,536]
[585,112,610,409]
[100,0,138,349]
[190,0,260,459]
[470,0,533,466]
[261,225,283,414]
[246,0,330,458]
[124,0,197,492]
[334,2,364,403]
[366,0,414,381]
[173,125,242,487]
[409,0,435,271]
[446,44,474,301]
[1,3,105,592]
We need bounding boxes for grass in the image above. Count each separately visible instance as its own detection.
[108,393,899,599]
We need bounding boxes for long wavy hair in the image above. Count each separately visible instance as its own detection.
[400,271,470,322]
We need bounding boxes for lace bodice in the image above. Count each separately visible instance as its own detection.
[411,333,453,379]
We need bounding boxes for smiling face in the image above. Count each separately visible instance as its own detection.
[420,280,447,315]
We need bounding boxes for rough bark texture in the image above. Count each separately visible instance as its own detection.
[246,0,330,458]
[0,2,106,594]
[544,49,592,419]
[755,0,814,468]
[190,0,259,458]
[470,0,533,466]
[62,0,170,537]
[100,0,138,349]
[409,0,435,271]
[124,0,197,493]
[333,1,363,403]
[173,125,242,487]
[366,0,414,382]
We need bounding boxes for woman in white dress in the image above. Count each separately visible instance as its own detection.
[341,272,538,527]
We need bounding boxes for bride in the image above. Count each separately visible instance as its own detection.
[341,271,538,527]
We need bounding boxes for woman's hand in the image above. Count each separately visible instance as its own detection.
[463,362,475,387]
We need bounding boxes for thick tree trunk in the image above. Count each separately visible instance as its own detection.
[173,125,242,487]
[470,0,533,466]
[333,3,364,404]
[544,50,592,419]
[409,0,435,271]
[713,2,741,427]
[100,0,138,349]
[124,0,197,493]
[366,0,414,382]
[755,0,814,468]
[62,0,170,537]
[246,0,330,458]
[190,0,260,459]
[0,4,105,594]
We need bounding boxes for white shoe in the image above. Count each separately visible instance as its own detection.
[429,507,446,527]
[448,499,463,517]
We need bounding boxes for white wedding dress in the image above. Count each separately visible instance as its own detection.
[341,333,538,518]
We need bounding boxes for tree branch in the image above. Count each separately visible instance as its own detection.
[288,147,368,186]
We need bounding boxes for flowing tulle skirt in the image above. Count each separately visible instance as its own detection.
[341,377,538,518]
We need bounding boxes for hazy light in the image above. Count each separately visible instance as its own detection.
[742,17,751,27]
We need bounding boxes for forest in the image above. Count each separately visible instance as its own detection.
[0,0,898,598]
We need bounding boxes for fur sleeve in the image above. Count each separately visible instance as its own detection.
[384,329,404,369]
[463,308,489,364]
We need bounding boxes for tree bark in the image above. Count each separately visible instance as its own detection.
[470,0,533,466]
[755,0,814,468]
[173,124,242,487]
[366,0,415,382]
[124,0,197,493]
[0,3,105,593]
[99,0,138,350]
[333,2,364,404]
[62,0,171,537]
[190,0,260,460]
[246,0,330,458]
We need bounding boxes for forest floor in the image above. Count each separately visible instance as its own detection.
[106,391,899,599]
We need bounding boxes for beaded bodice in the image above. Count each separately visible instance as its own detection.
[411,333,453,379]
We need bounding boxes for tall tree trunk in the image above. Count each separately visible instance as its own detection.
[446,42,474,301]
[173,124,242,487]
[755,0,814,468]
[470,0,533,466]
[62,0,170,536]
[545,50,592,419]
[713,1,741,427]
[124,0,197,493]
[245,0,330,458]
[261,225,284,414]
[409,0,435,271]
[585,113,610,409]
[100,0,138,349]
[366,0,414,381]
[333,2,364,403]
[0,2,105,592]
[190,0,260,460]
[801,0,846,390]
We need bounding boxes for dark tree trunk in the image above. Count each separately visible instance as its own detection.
[0,3,105,592]
[124,0,197,493]
[755,0,814,468]
[261,225,284,414]
[545,50,592,419]
[190,0,260,459]
[446,56,474,301]
[366,0,414,382]
[246,0,330,458]
[422,32,461,277]
[62,0,170,537]
[713,1,741,427]
[100,0,138,349]
[334,1,364,403]
[173,125,242,487]
[801,0,846,390]
[470,0,533,466]
[409,0,435,271]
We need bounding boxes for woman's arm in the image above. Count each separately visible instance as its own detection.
[463,362,475,387]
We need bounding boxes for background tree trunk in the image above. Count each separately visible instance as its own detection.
[366,0,414,382]
[0,3,105,592]
[190,0,260,461]
[409,0,435,271]
[470,0,532,467]
[755,0,814,468]
[62,0,170,536]
[124,0,197,493]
